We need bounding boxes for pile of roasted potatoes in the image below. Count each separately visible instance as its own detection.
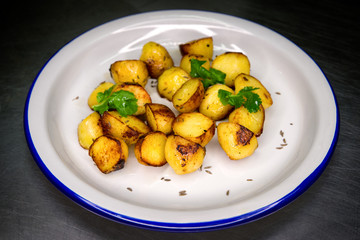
[78,37,273,175]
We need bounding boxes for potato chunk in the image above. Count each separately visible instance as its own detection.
[157,67,191,101]
[199,84,234,121]
[135,131,167,167]
[165,135,205,175]
[179,54,210,74]
[179,37,213,59]
[145,103,175,135]
[109,60,149,87]
[234,74,273,109]
[78,112,103,149]
[111,83,151,115]
[172,112,215,147]
[172,78,205,113]
[211,52,250,87]
[217,122,258,160]
[140,41,174,79]
[101,111,150,145]
[229,105,265,137]
[87,82,114,109]
[89,135,128,174]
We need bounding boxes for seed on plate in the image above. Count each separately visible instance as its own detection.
[226,190,230,196]
[280,130,284,137]
[127,187,133,192]
[179,190,187,196]
[246,179,253,181]
[205,170,212,175]
[276,147,283,150]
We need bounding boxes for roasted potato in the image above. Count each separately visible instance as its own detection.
[172,112,215,147]
[135,131,167,167]
[101,111,150,145]
[157,67,191,101]
[229,105,265,137]
[179,37,213,59]
[172,78,205,113]
[234,74,273,109]
[211,52,250,87]
[217,122,258,160]
[89,135,128,174]
[199,84,234,121]
[109,60,149,87]
[179,54,211,74]
[165,135,206,175]
[145,103,175,135]
[111,83,151,115]
[88,81,114,109]
[77,112,103,149]
[139,41,174,79]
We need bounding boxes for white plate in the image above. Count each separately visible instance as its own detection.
[24,10,339,232]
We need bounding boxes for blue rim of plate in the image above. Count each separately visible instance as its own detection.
[23,10,340,232]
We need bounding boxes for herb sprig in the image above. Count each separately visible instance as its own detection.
[189,59,226,89]
[92,86,138,117]
[218,86,262,113]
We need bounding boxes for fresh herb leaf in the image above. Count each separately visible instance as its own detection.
[218,86,262,113]
[92,88,138,117]
[190,59,226,88]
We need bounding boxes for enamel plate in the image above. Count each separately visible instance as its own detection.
[24,10,339,232]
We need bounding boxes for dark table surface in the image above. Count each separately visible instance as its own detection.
[1,0,359,239]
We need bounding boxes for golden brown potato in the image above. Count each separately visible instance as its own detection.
[165,135,205,175]
[234,74,273,109]
[145,103,175,135]
[88,82,114,109]
[109,60,149,87]
[172,78,205,113]
[172,112,215,147]
[77,112,103,149]
[179,54,210,74]
[217,122,258,160]
[229,105,265,137]
[157,67,191,101]
[139,41,174,79]
[100,111,150,145]
[89,135,128,174]
[211,52,250,87]
[111,83,151,115]
[179,37,213,59]
[199,84,234,121]
[134,131,167,167]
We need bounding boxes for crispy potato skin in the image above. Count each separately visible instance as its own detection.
[234,74,273,109]
[135,131,167,167]
[199,84,234,121]
[109,60,149,87]
[87,82,114,109]
[172,112,215,147]
[78,112,103,149]
[179,37,213,59]
[101,111,150,145]
[111,83,152,115]
[217,122,258,160]
[89,135,128,174]
[229,104,265,137]
[157,67,191,101]
[211,52,250,87]
[145,103,175,135]
[179,54,210,74]
[165,135,205,175]
[140,41,174,79]
[172,78,205,113]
